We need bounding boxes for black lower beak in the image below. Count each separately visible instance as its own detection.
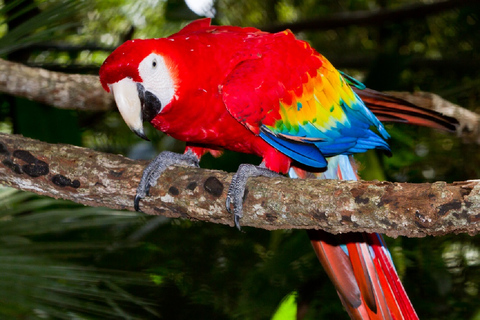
[137,83,162,124]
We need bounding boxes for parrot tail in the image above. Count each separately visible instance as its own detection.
[354,87,458,132]
[290,156,418,320]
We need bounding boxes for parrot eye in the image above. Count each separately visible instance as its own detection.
[152,59,157,68]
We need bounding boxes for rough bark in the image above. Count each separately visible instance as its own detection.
[1,133,479,238]
[0,58,112,111]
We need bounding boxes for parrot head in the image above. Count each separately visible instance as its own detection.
[99,39,178,140]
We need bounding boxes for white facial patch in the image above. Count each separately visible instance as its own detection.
[138,53,176,112]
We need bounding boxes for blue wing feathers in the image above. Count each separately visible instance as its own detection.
[259,131,328,168]
[267,88,390,168]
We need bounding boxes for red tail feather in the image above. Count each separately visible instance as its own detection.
[368,234,418,320]
[297,154,419,319]
[308,231,419,320]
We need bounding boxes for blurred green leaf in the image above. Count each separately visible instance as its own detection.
[0,0,84,56]
[271,291,297,320]
[0,187,159,318]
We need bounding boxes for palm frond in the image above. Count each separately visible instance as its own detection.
[0,187,160,318]
[0,0,85,56]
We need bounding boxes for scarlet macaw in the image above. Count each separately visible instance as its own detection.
[99,18,456,319]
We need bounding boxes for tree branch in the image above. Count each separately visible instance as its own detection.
[262,0,480,33]
[1,133,479,238]
[0,58,112,111]
[0,60,478,237]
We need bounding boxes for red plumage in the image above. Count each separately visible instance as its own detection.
[100,18,458,319]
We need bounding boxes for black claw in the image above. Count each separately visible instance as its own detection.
[225,197,232,214]
[134,195,142,212]
[234,214,241,231]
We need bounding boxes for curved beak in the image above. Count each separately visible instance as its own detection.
[110,77,149,140]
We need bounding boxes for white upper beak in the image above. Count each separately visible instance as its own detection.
[110,77,148,140]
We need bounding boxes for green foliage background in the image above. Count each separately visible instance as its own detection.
[0,0,479,319]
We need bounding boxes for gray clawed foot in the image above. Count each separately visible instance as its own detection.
[225,163,281,229]
[135,153,281,231]
[134,150,199,211]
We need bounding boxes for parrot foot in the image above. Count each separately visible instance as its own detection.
[134,150,200,212]
[226,163,281,230]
